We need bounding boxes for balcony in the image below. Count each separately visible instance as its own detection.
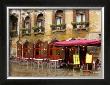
[71,22,89,31]
[21,28,31,36]
[32,26,45,35]
[50,23,66,33]
[10,30,18,37]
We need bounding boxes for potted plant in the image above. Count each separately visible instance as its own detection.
[85,21,89,27]
[50,24,56,28]
[32,26,38,31]
[71,22,77,28]
[20,28,30,35]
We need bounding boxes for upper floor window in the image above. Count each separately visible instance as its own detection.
[37,14,44,27]
[76,10,86,22]
[51,10,66,32]
[32,13,45,34]
[9,14,18,37]
[25,16,31,29]
[55,10,63,25]
[72,10,89,30]
[21,16,31,36]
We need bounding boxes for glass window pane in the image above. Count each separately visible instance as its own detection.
[38,21,42,27]
[83,14,85,22]
[25,23,29,29]
[76,15,81,22]
[56,17,61,25]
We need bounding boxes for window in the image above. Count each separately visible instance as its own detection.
[76,10,86,28]
[37,14,44,27]
[56,16,62,25]
[34,40,47,58]
[21,16,31,35]
[37,21,42,27]
[9,14,18,37]
[72,10,89,30]
[25,16,31,29]
[34,13,45,34]
[21,16,31,36]
[51,10,66,32]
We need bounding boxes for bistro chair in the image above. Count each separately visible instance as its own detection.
[48,55,61,72]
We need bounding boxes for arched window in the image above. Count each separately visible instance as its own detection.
[37,14,44,27]
[55,10,63,25]
[21,16,31,35]
[33,14,45,34]
[25,16,31,29]
[51,10,66,32]
[9,14,18,37]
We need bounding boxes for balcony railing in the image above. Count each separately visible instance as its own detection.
[10,30,18,37]
[71,22,89,31]
[32,26,45,35]
[50,23,66,32]
[21,28,31,36]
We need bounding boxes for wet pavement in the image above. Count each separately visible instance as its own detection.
[9,61,102,79]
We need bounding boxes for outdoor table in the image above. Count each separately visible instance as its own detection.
[21,57,32,69]
[49,60,59,70]
[33,58,43,69]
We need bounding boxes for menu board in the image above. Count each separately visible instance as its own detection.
[73,55,80,65]
[86,54,93,63]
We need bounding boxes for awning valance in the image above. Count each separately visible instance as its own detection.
[54,39,101,46]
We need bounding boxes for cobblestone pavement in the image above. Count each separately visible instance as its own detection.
[9,61,102,79]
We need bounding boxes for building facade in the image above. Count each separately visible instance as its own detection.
[9,9,102,57]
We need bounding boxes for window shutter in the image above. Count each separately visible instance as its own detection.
[85,10,89,22]
[62,10,65,23]
[52,11,55,24]
[73,10,76,22]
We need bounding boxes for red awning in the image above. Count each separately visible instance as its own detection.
[54,39,101,46]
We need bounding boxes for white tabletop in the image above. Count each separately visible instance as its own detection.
[33,58,43,60]
[50,60,59,61]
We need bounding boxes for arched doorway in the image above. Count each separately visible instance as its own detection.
[23,40,29,59]
[16,40,22,59]
[34,40,47,59]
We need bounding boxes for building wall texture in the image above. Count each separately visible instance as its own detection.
[9,9,102,57]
